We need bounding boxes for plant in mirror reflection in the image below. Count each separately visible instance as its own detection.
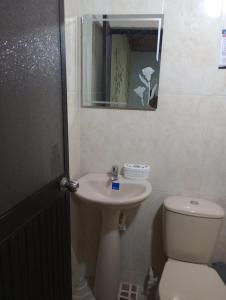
[134,66,157,107]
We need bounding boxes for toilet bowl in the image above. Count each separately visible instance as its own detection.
[158,259,226,300]
[158,196,226,300]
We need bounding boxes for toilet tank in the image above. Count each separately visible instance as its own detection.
[163,196,225,264]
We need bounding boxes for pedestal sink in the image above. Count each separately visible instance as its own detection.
[76,173,152,300]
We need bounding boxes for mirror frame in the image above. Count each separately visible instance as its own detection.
[81,14,164,111]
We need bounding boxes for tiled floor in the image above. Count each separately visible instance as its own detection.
[117,282,139,300]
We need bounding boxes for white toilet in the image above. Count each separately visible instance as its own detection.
[158,196,226,300]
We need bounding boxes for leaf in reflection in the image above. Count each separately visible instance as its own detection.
[139,74,149,88]
[148,83,158,105]
[142,66,155,82]
[134,86,146,106]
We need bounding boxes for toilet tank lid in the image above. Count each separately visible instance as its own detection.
[164,196,225,218]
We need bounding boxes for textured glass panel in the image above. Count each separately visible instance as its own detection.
[0,0,65,214]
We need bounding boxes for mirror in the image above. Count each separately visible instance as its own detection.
[82,14,164,110]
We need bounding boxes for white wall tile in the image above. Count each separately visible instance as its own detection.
[199,97,226,198]
[79,0,164,15]
[65,25,81,179]
[65,2,82,288]
[159,0,226,96]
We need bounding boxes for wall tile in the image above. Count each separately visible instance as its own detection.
[199,97,226,198]
[65,18,78,94]
[159,0,226,96]
[79,0,164,15]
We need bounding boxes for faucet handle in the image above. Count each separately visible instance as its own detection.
[112,165,119,174]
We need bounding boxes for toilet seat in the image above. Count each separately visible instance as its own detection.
[158,259,226,300]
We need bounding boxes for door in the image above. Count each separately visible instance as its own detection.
[0,0,72,299]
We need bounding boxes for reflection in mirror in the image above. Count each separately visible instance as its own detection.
[82,14,164,110]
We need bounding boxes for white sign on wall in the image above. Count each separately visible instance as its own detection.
[219,29,226,68]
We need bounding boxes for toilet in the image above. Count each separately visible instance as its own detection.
[158,196,226,300]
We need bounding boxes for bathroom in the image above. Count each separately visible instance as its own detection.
[65,0,226,299]
[1,0,226,299]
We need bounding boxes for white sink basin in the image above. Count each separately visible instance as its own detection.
[76,173,152,208]
[75,172,152,300]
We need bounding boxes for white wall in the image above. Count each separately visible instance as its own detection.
[65,0,226,289]
[64,0,83,286]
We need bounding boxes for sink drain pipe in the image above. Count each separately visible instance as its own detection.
[119,213,127,232]
[145,267,158,295]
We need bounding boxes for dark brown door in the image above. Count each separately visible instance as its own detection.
[0,0,72,299]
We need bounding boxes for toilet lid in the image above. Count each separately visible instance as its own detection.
[159,259,226,300]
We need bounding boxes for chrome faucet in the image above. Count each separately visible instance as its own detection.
[111,165,119,181]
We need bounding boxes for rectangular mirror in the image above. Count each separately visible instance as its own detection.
[82,14,164,110]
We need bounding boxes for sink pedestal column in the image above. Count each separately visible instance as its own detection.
[94,208,120,300]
